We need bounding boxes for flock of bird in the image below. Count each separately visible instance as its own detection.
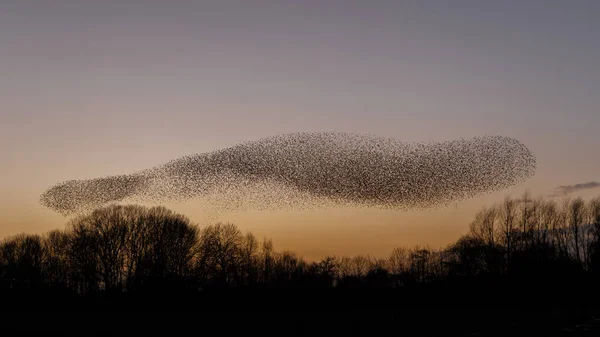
[40,132,536,216]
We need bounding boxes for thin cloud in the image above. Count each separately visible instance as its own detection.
[550,181,600,197]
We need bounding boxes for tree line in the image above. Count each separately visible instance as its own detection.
[2,193,600,308]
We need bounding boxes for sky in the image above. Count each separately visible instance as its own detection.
[1,1,599,260]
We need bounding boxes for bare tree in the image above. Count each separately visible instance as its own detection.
[0,234,45,289]
[309,256,339,288]
[339,255,371,278]
[240,232,259,286]
[539,199,557,248]
[273,251,306,285]
[260,237,275,286]
[569,197,586,264]
[588,197,600,271]
[409,245,432,283]
[42,229,71,288]
[197,223,243,286]
[350,255,371,278]
[552,198,572,260]
[388,246,409,275]
[589,197,600,244]
[67,204,199,293]
[482,206,498,247]
[519,191,533,250]
[499,196,517,266]
[469,208,486,243]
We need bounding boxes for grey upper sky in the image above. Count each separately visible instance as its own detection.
[1,1,599,258]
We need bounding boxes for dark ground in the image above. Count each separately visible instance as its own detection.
[2,307,598,336]
[3,289,599,336]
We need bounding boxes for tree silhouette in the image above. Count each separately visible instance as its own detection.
[1,193,600,325]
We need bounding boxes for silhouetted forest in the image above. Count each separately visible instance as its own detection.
[3,194,600,334]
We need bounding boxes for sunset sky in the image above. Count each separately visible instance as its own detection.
[1,1,599,260]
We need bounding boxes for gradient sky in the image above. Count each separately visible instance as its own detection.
[1,1,599,260]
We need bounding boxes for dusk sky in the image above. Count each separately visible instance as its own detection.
[1,1,599,260]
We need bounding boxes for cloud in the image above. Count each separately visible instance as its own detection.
[551,181,600,197]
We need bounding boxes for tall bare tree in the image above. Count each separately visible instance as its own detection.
[500,196,517,268]
[569,197,586,264]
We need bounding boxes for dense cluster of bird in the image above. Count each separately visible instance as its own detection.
[40,132,536,216]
